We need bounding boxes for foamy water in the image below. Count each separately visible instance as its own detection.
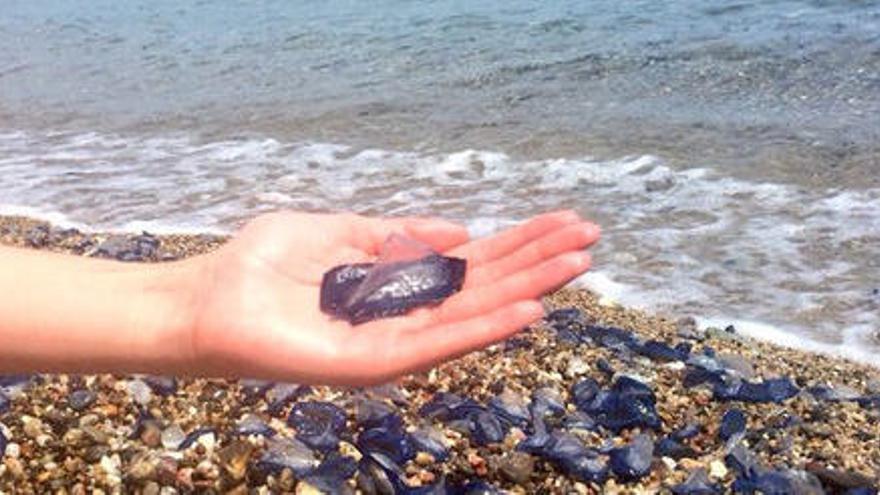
[1,129,877,365]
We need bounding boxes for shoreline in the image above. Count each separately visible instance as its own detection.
[1,214,878,492]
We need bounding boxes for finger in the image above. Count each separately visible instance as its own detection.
[449,210,581,265]
[382,300,544,378]
[465,222,600,288]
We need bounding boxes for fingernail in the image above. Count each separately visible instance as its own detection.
[583,223,601,240]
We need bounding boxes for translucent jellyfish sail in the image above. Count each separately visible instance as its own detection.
[320,235,467,325]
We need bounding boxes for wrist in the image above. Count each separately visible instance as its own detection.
[127,256,206,375]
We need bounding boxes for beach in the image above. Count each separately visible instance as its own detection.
[2,2,880,492]
[1,215,877,493]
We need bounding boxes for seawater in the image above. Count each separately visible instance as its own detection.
[0,1,878,364]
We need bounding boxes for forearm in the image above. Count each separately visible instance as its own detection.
[0,245,199,375]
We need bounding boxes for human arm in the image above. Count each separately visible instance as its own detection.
[0,245,198,375]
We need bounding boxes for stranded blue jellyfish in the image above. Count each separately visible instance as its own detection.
[320,235,467,324]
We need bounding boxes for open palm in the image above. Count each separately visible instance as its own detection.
[190,210,599,385]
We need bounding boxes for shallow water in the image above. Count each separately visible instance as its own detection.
[0,1,878,363]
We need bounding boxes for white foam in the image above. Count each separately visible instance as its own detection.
[697,317,880,368]
[574,271,632,306]
[0,204,94,232]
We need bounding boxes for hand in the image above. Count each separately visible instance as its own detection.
[187,210,600,385]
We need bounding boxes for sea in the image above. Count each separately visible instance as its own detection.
[1,1,878,365]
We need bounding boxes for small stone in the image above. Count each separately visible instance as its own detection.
[4,457,25,479]
[140,422,162,448]
[22,416,44,438]
[128,379,153,406]
[176,467,194,490]
[142,375,178,396]
[497,451,534,484]
[98,454,122,486]
[339,441,363,462]
[679,459,704,471]
[68,389,97,411]
[566,357,590,378]
[142,482,160,495]
[5,442,20,458]
[154,457,179,485]
[225,485,247,495]
[708,460,727,479]
[93,403,119,418]
[414,452,435,467]
[161,424,186,450]
[84,445,110,463]
[82,425,109,445]
[468,452,488,476]
[295,481,323,495]
[126,452,159,481]
[218,440,253,481]
[35,433,52,447]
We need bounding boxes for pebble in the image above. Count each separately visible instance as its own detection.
[68,389,97,411]
[566,357,591,377]
[140,422,163,448]
[126,452,159,480]
[497,451,535,484]
[98,454,122,486]
[4,457,25,479]
[218,440,253,480]
[414,451,434,467]
[708,460,728,479]
[128,379,153,406]
[161,424,186,450]
[4,442,19,458]
[142,482,160,495]
[21,416,44,439]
